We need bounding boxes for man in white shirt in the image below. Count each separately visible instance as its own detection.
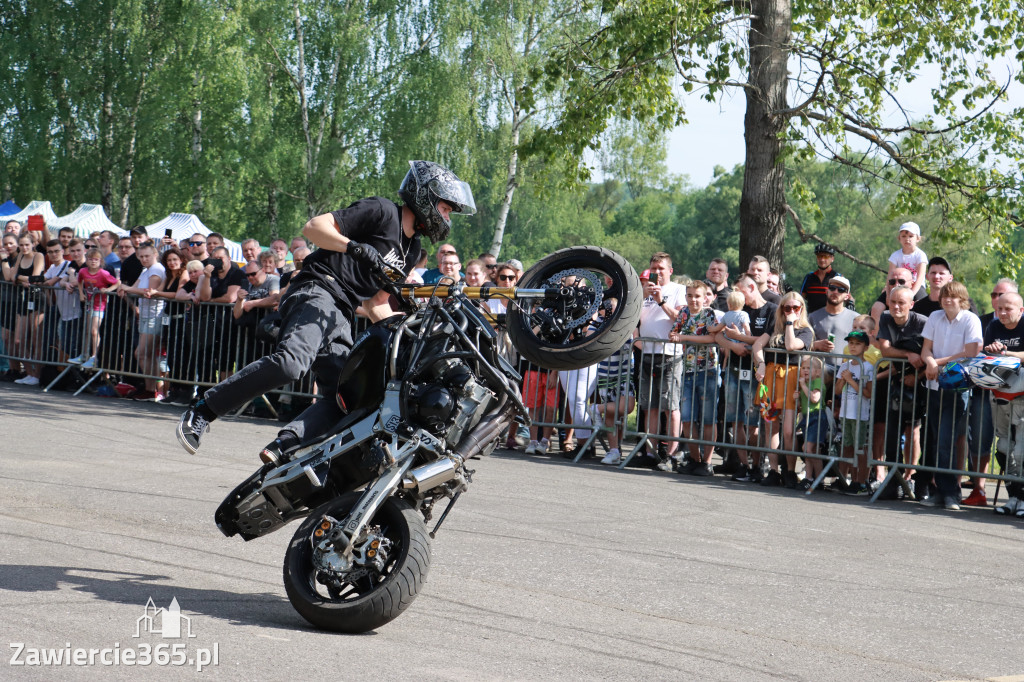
[921,280,983,510]
[636,252,686,468]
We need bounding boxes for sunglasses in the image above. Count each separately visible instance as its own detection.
[486,263,497,269]
[887,278,907,285]
[991,291,1006,298]
[781,304,802,313]
[827,284,848,293]
[189,241,206,246]
[498,274,517,282]
[245,272,260,278]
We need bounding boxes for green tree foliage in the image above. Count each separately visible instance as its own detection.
[529,0,1024,275]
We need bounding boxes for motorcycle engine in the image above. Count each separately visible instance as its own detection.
[408,359,497,448]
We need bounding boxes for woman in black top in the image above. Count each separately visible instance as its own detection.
[150,248,187,398]
[752,291,815,486]
[3,233,47,385]
[1,233,22,379]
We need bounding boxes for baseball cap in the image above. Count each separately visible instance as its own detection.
[830,275,851,290]
[898,221,921,237]
[927,256,951,273]
[845,330,870,343]
[505,258,524,272]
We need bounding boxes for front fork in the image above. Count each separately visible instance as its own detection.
[320,431,448,564]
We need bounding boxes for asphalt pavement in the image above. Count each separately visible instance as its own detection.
[1,383,1023,681]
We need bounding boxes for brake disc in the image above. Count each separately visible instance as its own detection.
[538,268,604,331]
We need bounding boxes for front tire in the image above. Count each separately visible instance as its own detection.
[283,492,430,633]
[507,246,642,371]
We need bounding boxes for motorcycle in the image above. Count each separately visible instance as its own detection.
[214,246,642,632]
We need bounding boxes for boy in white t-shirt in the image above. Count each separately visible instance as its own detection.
[835,330,874,494]
[888,221,927,296]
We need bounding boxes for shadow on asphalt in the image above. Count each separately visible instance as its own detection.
[0,564,314,633]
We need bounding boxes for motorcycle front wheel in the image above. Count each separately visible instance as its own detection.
[283,492,430,633]
[507,246,642,371]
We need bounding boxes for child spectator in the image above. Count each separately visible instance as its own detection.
[835,330,875,494]
[888,222,928,297]
[843,315,880,366]
[794,356,830,490]
[669,280,721,474]
[73,248,120,369]
[597,305,636,466]
[719,290,751,364]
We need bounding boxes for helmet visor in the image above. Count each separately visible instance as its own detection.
[428,177,476,216]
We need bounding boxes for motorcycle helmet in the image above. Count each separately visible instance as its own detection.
[963,354,1024,391]
[814,243,835,256]
[937,359,971,391]
[397,160,476,243]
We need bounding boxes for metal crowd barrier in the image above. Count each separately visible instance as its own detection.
[3,278,1022,504]
[514,334,1024,502]
[0,280,332,415]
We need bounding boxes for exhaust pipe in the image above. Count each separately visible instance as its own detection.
[402,457,459,492]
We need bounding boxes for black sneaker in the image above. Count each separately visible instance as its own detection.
[761,470,783,487]
[830,476,851,494]
[730,464,751,482]
[625,455,660,469]
[783,470,799,489]
[259,441,289,467]
[691,462,714,477]
[678,458,699,475]
[176,405,212,455]
[748,467,764,484]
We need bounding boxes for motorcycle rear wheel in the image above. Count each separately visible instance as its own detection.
[507,246,642,371]
[283,492,430,633]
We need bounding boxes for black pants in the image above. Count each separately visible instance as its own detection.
[203,284,353,442]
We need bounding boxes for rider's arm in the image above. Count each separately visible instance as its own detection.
[303,213,352,253]
[361,289,396,322]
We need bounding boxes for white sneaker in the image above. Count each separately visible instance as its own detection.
[68,355,87,364]
[656,459,675,472]
[14,376,31,384]
[995,496,1020,516]
[80,357,97,369]
[600,449,621,466]
[525,440,538,455]
[538,439,550,454]
[18,375,40,386]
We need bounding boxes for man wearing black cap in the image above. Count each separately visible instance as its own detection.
[800,244,843,313]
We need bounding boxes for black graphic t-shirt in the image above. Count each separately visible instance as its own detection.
[736,301,777,371]
[288,197,420,316]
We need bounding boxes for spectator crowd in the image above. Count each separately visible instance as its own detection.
[3,217,1024,520]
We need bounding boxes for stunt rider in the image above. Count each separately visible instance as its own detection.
[176,160,476,462]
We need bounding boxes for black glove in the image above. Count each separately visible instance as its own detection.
[347,240,380,265]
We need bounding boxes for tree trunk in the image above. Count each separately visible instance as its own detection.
[100,6,115,219]
[739,0,790,272]
[191,89,204,216]
[490,123,519,258]
[268,186,278,238]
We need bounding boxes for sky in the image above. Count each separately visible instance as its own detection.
[661,59,1022,188]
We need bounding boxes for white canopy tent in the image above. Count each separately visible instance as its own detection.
[0,200,60,226]
[144,213,243,263]
[50,203,126,238]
